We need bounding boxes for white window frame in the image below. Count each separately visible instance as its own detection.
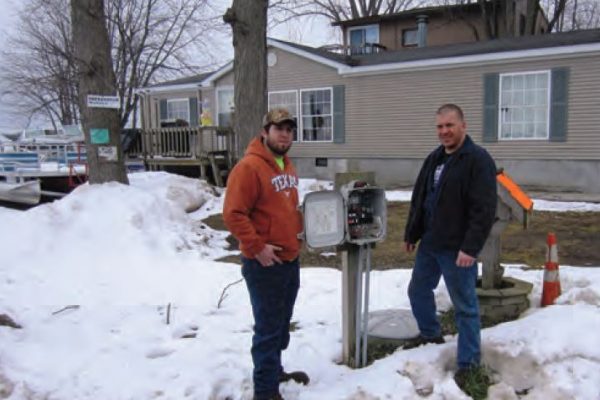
[268,90,299,141]
[347,24,380,48]
[162,98,190,123]
[216,86,234,127]
[299,87,334,143]
[498,70,551,141]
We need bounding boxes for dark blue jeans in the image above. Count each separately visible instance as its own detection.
[242,256,300,399]
[408,243,481,369]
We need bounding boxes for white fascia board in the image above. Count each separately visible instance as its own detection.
[339,42,600,77]
[135,83,200,95]
[201,61,234,88]
[267,39,348,70]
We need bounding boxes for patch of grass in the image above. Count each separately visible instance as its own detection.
[205,203,600,268]
[439,308,507,335]
[366,342,400,365]
[289,321,299,332]
[455,365,492,400]
[439,309,457,335]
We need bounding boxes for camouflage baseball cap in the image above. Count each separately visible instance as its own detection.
[263,107,297,128]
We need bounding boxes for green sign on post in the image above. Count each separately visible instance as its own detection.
[90,128,110,144]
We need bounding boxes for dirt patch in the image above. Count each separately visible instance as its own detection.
[203,203,600,269]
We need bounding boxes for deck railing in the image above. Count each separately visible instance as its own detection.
[140,126,235,160]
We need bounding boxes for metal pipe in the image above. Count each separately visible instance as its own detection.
[361,244,372,366]
[354,245,363,368]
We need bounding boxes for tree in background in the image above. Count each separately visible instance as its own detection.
[270,0,423,24]
[1,1,78,130]
[547,0,600,31]
[224,0,269,157]
[1,0,223,130]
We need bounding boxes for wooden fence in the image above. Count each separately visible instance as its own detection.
[133,126,236,186]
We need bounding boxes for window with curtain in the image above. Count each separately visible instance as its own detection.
[300,88,333,142]
[165,99,189,123]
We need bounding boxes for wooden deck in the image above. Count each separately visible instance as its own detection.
[132,127,236,186]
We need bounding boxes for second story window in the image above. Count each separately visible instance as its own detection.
[348,24,379,55]
[402,28,418,47]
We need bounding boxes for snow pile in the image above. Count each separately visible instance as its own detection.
[0,172,598,399]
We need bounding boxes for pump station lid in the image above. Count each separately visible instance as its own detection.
[303,190,345,248]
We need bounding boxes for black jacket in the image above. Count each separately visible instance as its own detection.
[404,135,497,257]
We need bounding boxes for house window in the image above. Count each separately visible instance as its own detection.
[499,71,550,140]
[348,25,379,54]
[402,28,418,47]
[165,99,189,123]
[217,88,234,127]
[268,90,299,141]
[300,88,333,142]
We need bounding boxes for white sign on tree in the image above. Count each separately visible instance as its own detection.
[87,95,120,109]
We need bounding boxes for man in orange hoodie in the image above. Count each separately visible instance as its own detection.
[223,108,309,400]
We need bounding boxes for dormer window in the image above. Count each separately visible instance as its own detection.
[348,24,379,55]
[402,28,418,47]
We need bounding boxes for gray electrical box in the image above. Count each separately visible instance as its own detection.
[301,182,387,248]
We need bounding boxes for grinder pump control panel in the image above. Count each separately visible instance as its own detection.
[300,181,387,248]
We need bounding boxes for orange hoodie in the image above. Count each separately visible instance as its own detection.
[223,136,302,261]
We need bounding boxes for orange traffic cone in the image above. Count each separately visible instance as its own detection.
[541,232,562,307]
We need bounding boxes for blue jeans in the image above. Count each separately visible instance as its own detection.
[242,256,300,399]
[408,243,481,369]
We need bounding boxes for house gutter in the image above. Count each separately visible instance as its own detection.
[338,42,600,77]
[134,83,201,95]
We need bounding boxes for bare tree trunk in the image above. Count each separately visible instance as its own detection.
[224,0,268,158]
[71,0,128,184]
[524,0,539,35]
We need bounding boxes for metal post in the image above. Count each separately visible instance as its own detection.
[361,244,372,367]
[354,244,364,367]
[336,171,376,367]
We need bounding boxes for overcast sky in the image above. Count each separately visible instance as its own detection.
[0,0,335,131]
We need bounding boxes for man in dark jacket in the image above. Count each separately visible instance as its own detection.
[403,104,497,391]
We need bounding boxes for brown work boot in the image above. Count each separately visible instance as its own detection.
[402,335,445,350]
[279,370,310,385]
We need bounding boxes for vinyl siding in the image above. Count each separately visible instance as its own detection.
[265,49,600,161]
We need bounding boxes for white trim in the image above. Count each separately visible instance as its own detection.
[216,86,234,127]
[347,24,380,47]
[201,61,234,88]
[136,83,200,94]
[497,70,551,141]
[267,39,348,70]
[299,87,334,143]
[339,42,600,76]
[144,41,600,94]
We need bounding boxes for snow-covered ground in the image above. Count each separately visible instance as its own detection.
[0,172,598,399]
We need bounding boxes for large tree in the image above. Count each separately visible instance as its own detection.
[224,0,269,157]
[72,0,129,184]
[1,0,222,129]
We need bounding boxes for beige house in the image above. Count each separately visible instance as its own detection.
[138,25,600,193]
